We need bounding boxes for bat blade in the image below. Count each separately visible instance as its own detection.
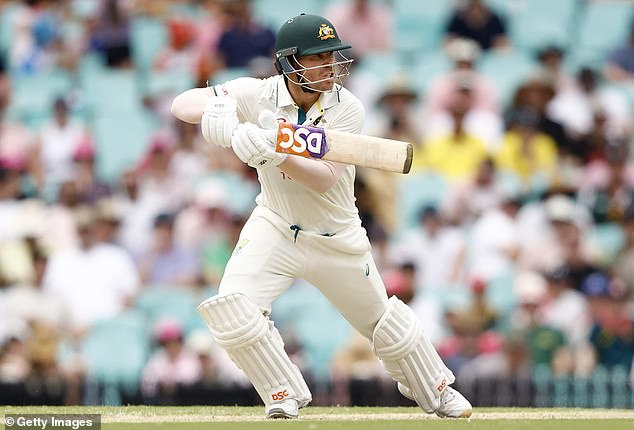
[275,123,413,174]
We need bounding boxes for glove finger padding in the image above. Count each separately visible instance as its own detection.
[231,123,287,170]
[231,124,259,164]
[201,97,238,148]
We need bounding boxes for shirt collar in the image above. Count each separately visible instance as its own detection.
[274,76,341,110]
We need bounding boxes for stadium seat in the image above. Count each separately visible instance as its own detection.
[411,51,453,93]
[576,1,634,66]
[143,69,195,98]
[396,172,449,231]
[81,69,142,115]
[478,50,538,108]
[393,0,452,55]
[131,17,169,73]
[135,287,205,335]
[0,2,23,57]
[209,67,251,85]
[253,0,321,31]
[588,222,626,266]
[81,310,151,388]
[507,0,580,53]
[92,110,158,181]
[6,70,74,129]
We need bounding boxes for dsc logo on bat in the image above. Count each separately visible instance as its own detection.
[276,123,329,159]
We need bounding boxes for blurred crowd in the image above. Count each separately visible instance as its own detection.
[1,0,634,406]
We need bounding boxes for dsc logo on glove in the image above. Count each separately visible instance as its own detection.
[276,123,328,159]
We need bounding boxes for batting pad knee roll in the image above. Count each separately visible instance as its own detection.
[198,293,311,407]
[372,296,455,413]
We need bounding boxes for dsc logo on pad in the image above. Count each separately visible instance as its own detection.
[276,123,329,159]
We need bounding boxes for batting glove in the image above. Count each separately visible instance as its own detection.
[231,123,287,170]
[201,96,238,148]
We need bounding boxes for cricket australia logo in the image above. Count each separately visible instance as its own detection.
[318,24,335,41]
[233,239,249,255]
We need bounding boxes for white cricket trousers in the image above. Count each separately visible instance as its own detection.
[217,205,389,338]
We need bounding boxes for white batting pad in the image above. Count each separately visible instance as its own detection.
[372,296,455,413]
[198,293,311,407]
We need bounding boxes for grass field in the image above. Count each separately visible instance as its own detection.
[2,406,634,430]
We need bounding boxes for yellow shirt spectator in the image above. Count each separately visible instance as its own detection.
[495,130,558,182]
[412,132,489,181]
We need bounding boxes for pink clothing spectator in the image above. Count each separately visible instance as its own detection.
[425,70,499,115]
[325,0,392,58]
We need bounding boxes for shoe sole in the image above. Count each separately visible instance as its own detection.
[266,409,297,419]
[436,409,472,418]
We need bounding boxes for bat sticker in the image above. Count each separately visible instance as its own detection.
[276,123,330,159]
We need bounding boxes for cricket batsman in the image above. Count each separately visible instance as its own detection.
[171,13,472,419]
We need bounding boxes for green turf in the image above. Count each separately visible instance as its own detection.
[1,406,633,430]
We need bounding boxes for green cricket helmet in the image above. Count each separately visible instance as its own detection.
[274,13,353,92]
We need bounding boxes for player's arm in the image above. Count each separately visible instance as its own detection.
[170,87,215,124]
[279,157,346,195]
[172,85,239,149]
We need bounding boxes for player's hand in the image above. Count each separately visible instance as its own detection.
[201,96,238,148]
[231,123,287,170]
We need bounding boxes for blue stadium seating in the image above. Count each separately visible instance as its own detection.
[135,287,206,336]
[6,70,74,129]
[81,310,151,388]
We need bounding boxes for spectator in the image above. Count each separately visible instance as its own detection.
[458,278,498,335]
[69,139,111,205]
[42,206,140,332]
[153,18,200,76]
[583,272,634,371]
[136,213,200,288]
[540,266,593,357]
[414,81,490,179]
[390,206,465,291]
[113,168,172,256]
[141,319,202,403]
[37,97,87,198]
[367,74,422,144]
[510,75,571,154]
[510,271,572,374]
[88,0,132,68]
[612,209,634,298]
[467,192,522,281]
[424,66,503,150]
[168,121,209,190]
[443,157,507,225]
[325,0,393,59]
[603,20,634,83]
[136,133,187,214]
[548,67,632,152]
[200,212,246,287]
[215,0,275,69]
[494,107,558,186]
[577,138,634,224]
[184,329,250,388]
[444,0,510,52]
[425,38,499,114]
[534,45,574,91]
[521,194,596,279]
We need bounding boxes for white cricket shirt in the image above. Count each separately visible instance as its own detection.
[213,75,365,234]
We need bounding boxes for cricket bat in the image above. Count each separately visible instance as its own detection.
[275,123,413,174]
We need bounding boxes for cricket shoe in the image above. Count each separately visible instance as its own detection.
[435,386,472,418]
[266,398,299,419]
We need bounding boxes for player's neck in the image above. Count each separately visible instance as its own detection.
[287,81,320,112]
